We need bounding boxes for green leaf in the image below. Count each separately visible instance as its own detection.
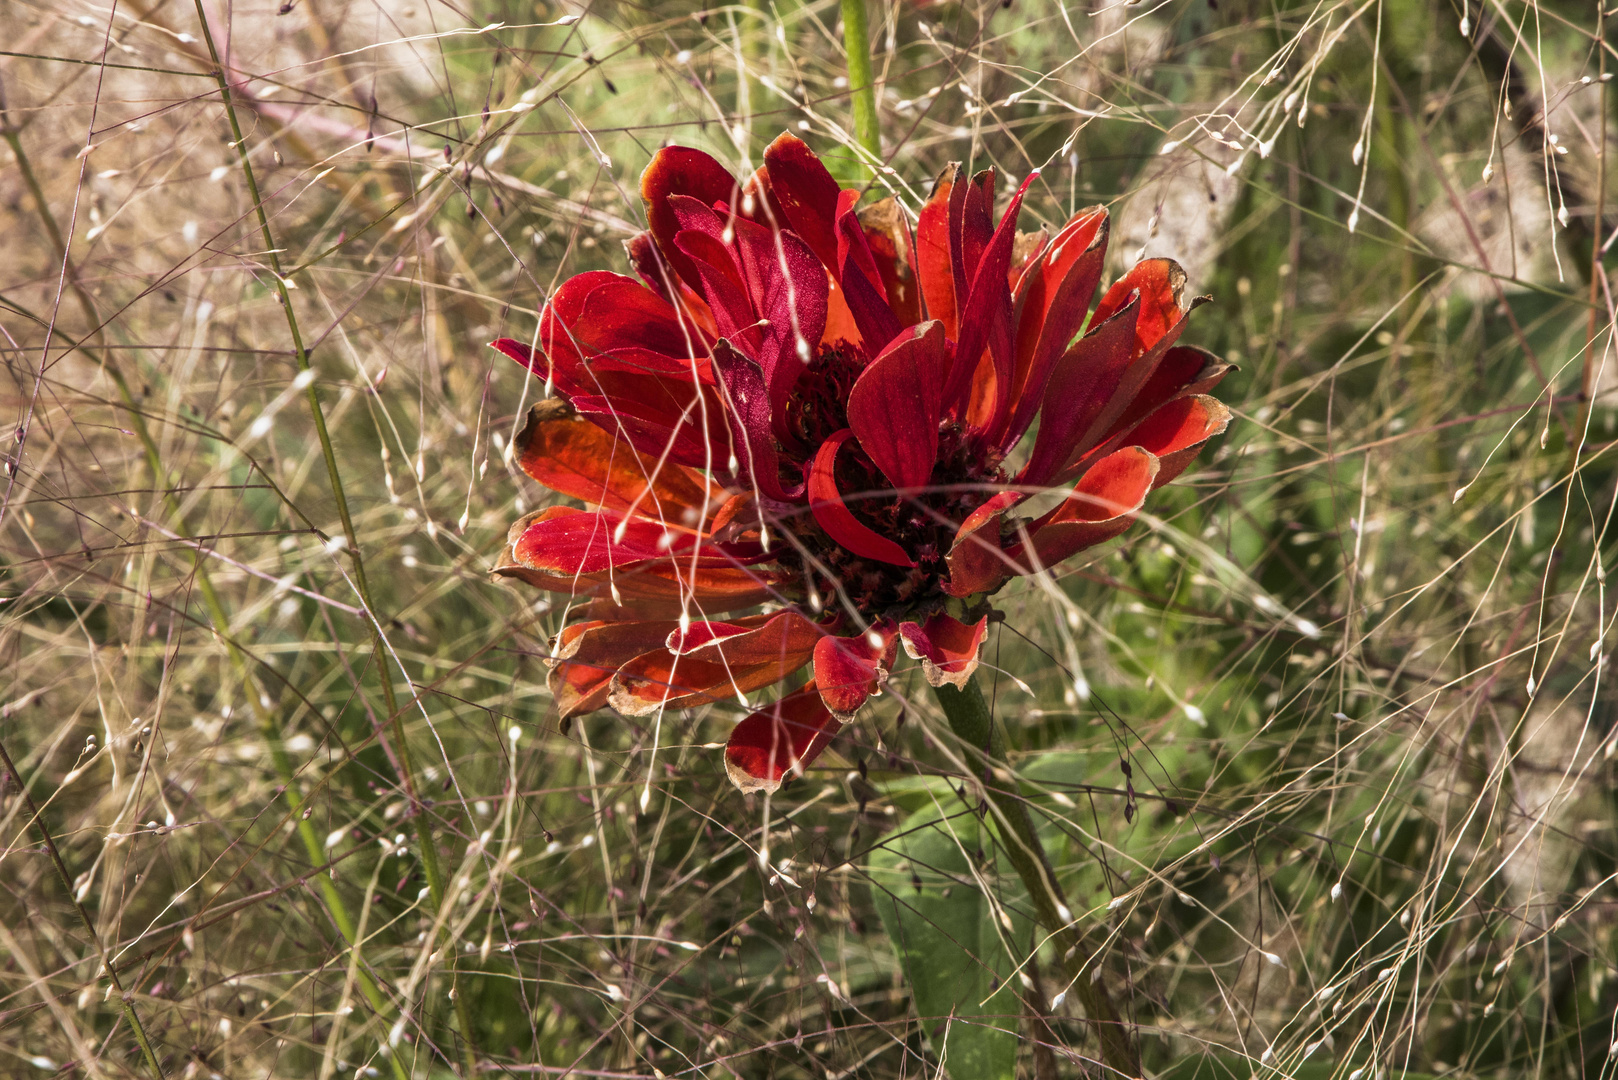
[868,806,1031,1080]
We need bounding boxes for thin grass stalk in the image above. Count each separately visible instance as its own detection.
[184,4,479,1070]
[1,88,412,1080]
[0,738,167,1079]
[839,0,881,168]
[930,676,1141,1076]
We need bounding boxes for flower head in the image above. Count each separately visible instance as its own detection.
[492,134,1230,793]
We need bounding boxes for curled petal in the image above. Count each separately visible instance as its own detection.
[846,321,948,491]
[641,145,743,293]
[808,430,915,568]
[1019,294,1141,488]
[548,620,681,720]
[724,683,841,794]
[942,491,1023,598]
[666,610,822,665]
[812,621,898,720]
[494,509,783,615]
[899,614,989,689]
[858,197,921,326]
[513,399,713,518]
[1110,395,1231,489]
[760,132,843,271]
[1092,258,1187,354]
[608,647,812,716]
[1010,446,1159,571]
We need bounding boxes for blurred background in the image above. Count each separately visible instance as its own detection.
[3,0,1617,1076]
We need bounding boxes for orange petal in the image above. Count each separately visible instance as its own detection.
[942,491,1022,598]
[548,619,682,720]
[514,399,714,520]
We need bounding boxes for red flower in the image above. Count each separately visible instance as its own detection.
[492,134,1230,793]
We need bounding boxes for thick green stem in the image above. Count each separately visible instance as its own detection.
[185,5,477,1070]
[931,676,1141,1077]
[839,0,881,168]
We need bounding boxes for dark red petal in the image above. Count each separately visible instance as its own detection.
[808,430,915,567]
[1088,344,1234,448]
[942,490,1023,598]
[846,321,949,490]
[812,621,898,720]
[641,146,743,293]
[916,165,960,339]
[898,614,989,689]
[1019,294,1141,488]
[708,339,802,503]
[761,132,843,271]
[724,683,841,794]
[1010,446,1158,570]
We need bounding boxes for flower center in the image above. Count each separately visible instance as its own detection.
[775,346,1008,620]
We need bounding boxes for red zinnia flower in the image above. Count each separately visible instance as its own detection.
[492,134,1230,793]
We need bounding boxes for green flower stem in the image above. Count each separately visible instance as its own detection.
[839,0,881,169]
[185,5,478,1071]
[0,737,168,1079]
[1,87,413,1080]
[930,676,1141,1076]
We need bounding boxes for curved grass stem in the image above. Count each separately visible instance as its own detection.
[185,4,478,1071]
[930,675,1141,1077]
[0,738,168,1079]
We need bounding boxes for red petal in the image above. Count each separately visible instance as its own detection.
[494,514,784,614]
[916,165,960,339]
[1001,208,1109,446]
[835,190,904,352]
[667,610,822,665]
[510,507,710,575]
[761,132,843,271]
[944,172,1037,429]
[846,321,948,490]
[568,391,729,471]
[942,491,1023,598]
[641,146,742,293]
[812,621,898,720]
[898,613,989,689]
[1085,344,1234,450]
[1010,446,1158,570]
[548,619,682,719]
[608,643,812,716]
[808,430,915,568]
[1019,295,1142,487]
[1110,395,1230,488]
[513,400,713,518]
[724,683,841,794]
[859,197,922,326]
[1091,258,1187,357]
